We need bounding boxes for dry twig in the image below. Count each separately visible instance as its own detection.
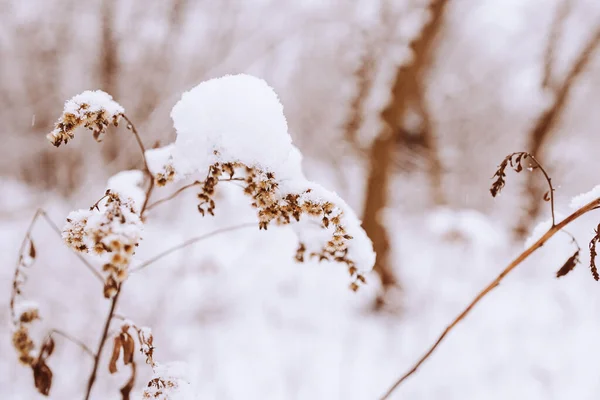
[381,152,600,399]
[380,197,600,399]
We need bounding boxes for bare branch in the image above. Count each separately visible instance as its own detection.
[542,0,571,89]
[380,196,600,399]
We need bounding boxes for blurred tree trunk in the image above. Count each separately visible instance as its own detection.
[363,0,447,309]
[516,26,600,238]
[134,0,188,122]
[99,0,120,163]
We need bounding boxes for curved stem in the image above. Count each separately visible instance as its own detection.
[122,114,154,218]
[380,198,600,400]
[10,209,44,322]
[131,222,257,273]
[146,181,201,211]
[528,154,556,226]
[146,177,245,211]
[49,329,95,358]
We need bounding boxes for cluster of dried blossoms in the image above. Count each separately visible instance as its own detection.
[142,365,189,400]
[46,90,124,147]
[12,301,40,366]
[62,191,142,298]
[155,164,177,187]
[146,144,177,187]
[169,161,368,289]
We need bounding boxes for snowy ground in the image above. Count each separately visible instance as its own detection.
[3,174,600,400]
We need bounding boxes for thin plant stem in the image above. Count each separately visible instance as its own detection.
[10,210,103,322]
[527,154,556,226]
[122,114,154,217]
[85,114,155,400]
[131,222,257,273]
[146,181,202,210]
[380,197,600,400]
[146,177,245,211]
[39,211,103,282]
[84,287,122,400]
[10,209,44,322]
[49,329,95,358]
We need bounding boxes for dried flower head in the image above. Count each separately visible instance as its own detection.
[142,363,191,400]
[47,90,124,147]
[155,164,176,187]
[193,162,371,288]
[490,152,532,197]
[62,191,142,297]
[145,144,177,186]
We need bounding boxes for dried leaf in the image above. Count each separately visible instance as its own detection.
[40,337,55,358]
[32,360,53,396]
[109,335,122,374]
[490,152,532,197]
[515,162,523,173]
[122,333,135,365]
[119,361,136,400]
[556,250,580,278]
[543,191,551,202]
[28,239,36,259]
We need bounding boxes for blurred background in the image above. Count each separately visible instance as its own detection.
[2,0,600,398]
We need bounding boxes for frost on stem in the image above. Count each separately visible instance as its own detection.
[46,90,124,147]
[62,191,142,297]
[149,74,376,288]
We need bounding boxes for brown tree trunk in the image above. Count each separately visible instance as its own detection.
[363,0,448,309]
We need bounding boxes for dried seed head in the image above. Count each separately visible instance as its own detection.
[194,161,371,290]
[46,90,124,147]
[63,192,142,297]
